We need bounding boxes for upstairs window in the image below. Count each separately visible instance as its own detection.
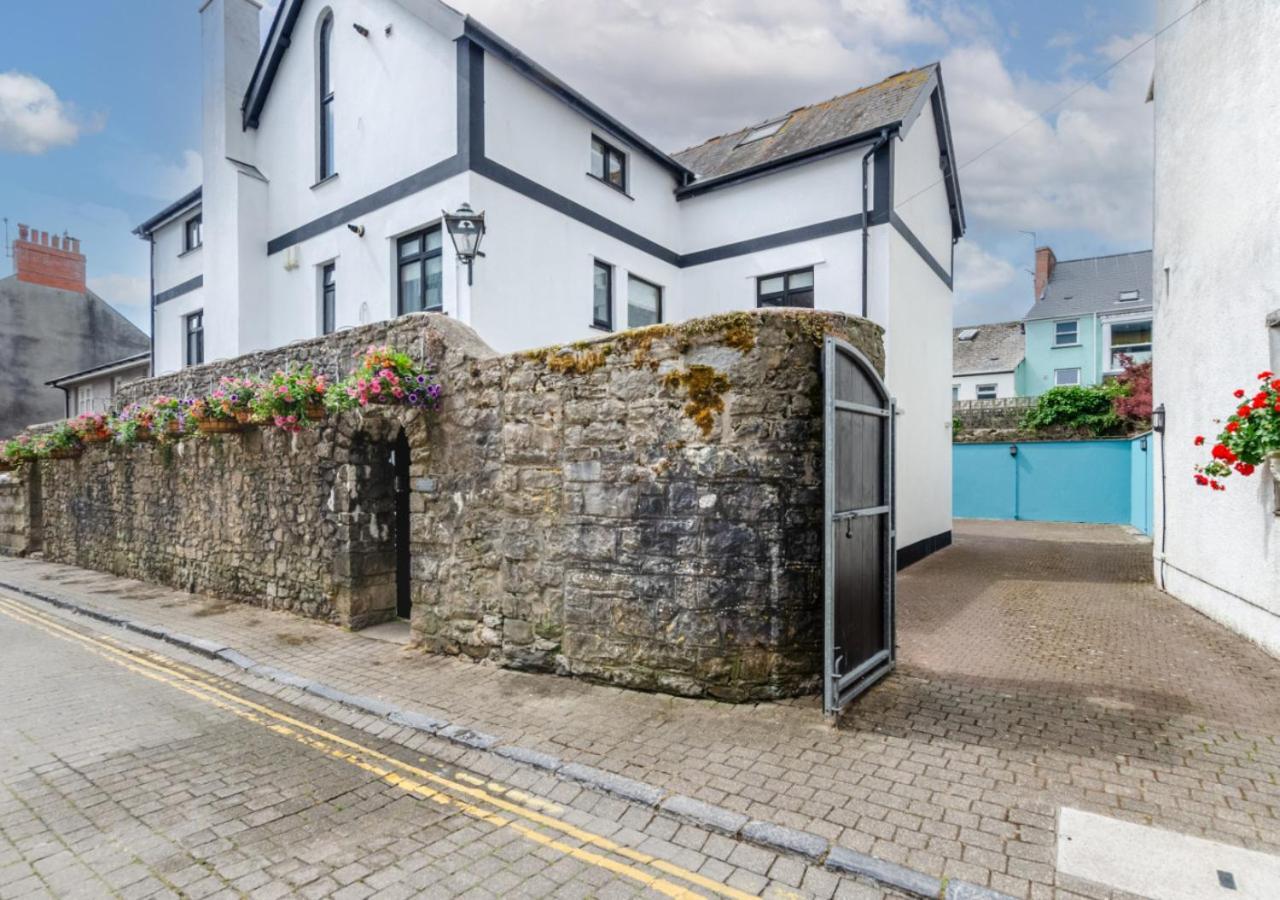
[1119,289,1140,302]
[318,13,336,181]
[184,214,202,252]
[1108,320,1152,370]
[627,275,661,328]
[592,260,613,330]
[398,227,442,315]
[185,311,204,367]
[757,268,814,308]
[321,262,336,335]
[589,135,626,193]
[1054,320,1079,346]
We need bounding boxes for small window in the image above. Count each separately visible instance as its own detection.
[397,227,443,315]
[76,384,95,416]
[184,214,202,252]
[185,310,204,367]
[738,117,788,145]
[757,268,814,309]
[321,262,336,335]
[318,13,336,181]
[951,385,960,401]
[627,274,661,328]
[1118,289,1140,302]
[976,384,998,400]
[1054,320,1079,346]
[957,328,979,341]
[592,260,613,330]
[589,135,627,192]
[1054,367,1081,386]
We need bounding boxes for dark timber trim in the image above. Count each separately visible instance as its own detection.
[153,275,204,307]
[889,212,953,288]
[681,215,866,268]
[896,530,951,570]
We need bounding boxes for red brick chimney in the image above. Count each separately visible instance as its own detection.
[13,223,87,293]
[1033,246,1056,301]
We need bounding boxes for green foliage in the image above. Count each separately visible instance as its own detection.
[1021,384,1124,436]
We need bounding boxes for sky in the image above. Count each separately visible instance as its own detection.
[0,0,1155,333]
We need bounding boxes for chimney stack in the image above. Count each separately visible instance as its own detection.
[1034,246,1056,301]
[12,223,87,293]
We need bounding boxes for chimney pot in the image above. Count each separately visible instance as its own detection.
[52,235,60,250]
[40,231,48,246]
[1034,246,1057,302]
[17,224,29,242]
[13,224,87,293]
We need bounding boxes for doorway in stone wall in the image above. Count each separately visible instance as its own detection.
[392,431,411,620]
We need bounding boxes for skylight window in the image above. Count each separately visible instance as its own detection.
[1119,289,1140,302]
[738,117,788,145]
[957,328,979,341]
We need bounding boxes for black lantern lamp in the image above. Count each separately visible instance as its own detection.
[443,203,486,285]
[1152,403,1166,434]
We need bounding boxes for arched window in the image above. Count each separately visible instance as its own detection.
[318,13,335,180]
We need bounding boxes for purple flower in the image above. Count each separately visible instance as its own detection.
[426,384,442,399]
[416,374,426,385]
[229,394,239,403]
[407,392,420,405]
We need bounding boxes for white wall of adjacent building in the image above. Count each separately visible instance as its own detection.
[952,373,1017,402]
[1153,0,1280,656]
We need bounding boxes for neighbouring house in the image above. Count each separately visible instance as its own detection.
[45,353,150,418]
[0,225,151,436]
[952,321,1024,400]
[133,0,965,566]
[1022,247,1153,396]
[1152,0,1280,655]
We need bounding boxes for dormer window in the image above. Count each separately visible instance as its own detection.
[589,135,626,193]
[1119,289,1140,302]
[957,328,979,341]
[318,12,336,182]
[738,117,788,146]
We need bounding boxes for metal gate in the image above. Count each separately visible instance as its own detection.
[823,337,895,715]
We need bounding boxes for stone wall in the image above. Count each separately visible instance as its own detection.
[28,309,884,700]
[0,467,40,557]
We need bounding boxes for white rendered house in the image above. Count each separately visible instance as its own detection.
[134,0,965,565]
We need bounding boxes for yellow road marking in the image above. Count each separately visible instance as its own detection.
[0,595,762,900]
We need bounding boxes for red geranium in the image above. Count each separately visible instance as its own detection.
[1234,389,1246,398]
[1195,372,1280,490]
[1194,435,1205,446]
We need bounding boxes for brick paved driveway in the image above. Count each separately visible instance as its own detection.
[2,519,1278,899]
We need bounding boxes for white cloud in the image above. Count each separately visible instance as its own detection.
[113,148,202,202]
[88,273,151,333]
[0,71,100,155]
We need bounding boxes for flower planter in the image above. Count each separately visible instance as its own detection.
[233,410,255,425]
[48,448,81,461]
[197,419,242,435]
[165,421,183,436]
[305,403,326,421]
[134,427,156,443]
[81,432,112,444]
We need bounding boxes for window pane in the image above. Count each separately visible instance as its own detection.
[399,262,422,313]
[787,289,815,309]
[321,101,335,176]
[607,151,624,187]
[590,139,605,179]
[399,236,422,259]
[1055,368,1080,386]
[424,255,442,310]
[323,264,335,287]
[593,263,611,326]
[628,277,660,328]
[425,227,442,252]
[788,270,814,289]
[1111,322,1152,345]
[758,276,784,295]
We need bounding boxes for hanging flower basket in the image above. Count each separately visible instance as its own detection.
[134,427,157,443]
[48,448,81,461]
[234,410,255,424]
[305,402,326,421]
[197,419,242,435]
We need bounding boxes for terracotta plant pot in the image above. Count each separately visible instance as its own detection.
[197,419,241,434]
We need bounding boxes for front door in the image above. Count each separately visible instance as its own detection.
[393,433,411,619]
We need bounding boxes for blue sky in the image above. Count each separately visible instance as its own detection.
[0,0,1154,333]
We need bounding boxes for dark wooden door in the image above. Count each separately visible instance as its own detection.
[393,433,411,619]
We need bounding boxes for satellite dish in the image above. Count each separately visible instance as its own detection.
[358,302,370,325]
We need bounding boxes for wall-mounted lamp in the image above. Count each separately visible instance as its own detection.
[347,223,365,238]
[1008,444,1018,457]
[1152,403,1166,434]
[443,202,486,286]
[353,23,370,37]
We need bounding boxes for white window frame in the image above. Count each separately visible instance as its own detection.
[976,384,998,400]
[1102,315,1152,373]
[75,384,95,416]
[1054,319,1079,347]
[1054,367,1082,387]
[951,384,960,401]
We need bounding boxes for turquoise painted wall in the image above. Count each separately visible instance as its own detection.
[1022,314,1100,396]
[954,434,1154,534]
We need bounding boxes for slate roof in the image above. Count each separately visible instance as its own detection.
[1025,250,1153,321]
[673,65,937,183]
[953,321,1025,376]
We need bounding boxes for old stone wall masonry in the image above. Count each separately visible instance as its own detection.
[2,309,883,700]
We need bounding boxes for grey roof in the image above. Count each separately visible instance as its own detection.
[672,65,936,182]
[953,321,1024,376]
[134,186,201,238]
[45,352,150,388]
[1025,250,1153,321]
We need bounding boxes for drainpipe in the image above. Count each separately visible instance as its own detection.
[861,129,892,319]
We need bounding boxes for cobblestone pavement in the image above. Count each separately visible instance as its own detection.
[0,597,902,900]
[2,519,1279,899]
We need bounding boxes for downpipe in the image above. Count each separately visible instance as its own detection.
[861,129,892,319]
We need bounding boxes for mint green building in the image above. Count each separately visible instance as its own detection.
[1021,249,1152,397]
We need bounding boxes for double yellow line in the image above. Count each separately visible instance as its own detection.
[0,594,769,900]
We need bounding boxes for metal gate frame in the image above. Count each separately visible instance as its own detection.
[823,337,896,716]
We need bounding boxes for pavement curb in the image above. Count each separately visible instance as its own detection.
[0,577,1015,900]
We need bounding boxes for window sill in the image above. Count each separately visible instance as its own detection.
[311,173,340,190]
[589,322,613,333]
[177,245,202,259]
[1052,343,1082,349]
[586,172,633,200]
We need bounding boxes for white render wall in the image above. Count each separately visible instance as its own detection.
[1153,0,1280,656]
[953,372,1016,401]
